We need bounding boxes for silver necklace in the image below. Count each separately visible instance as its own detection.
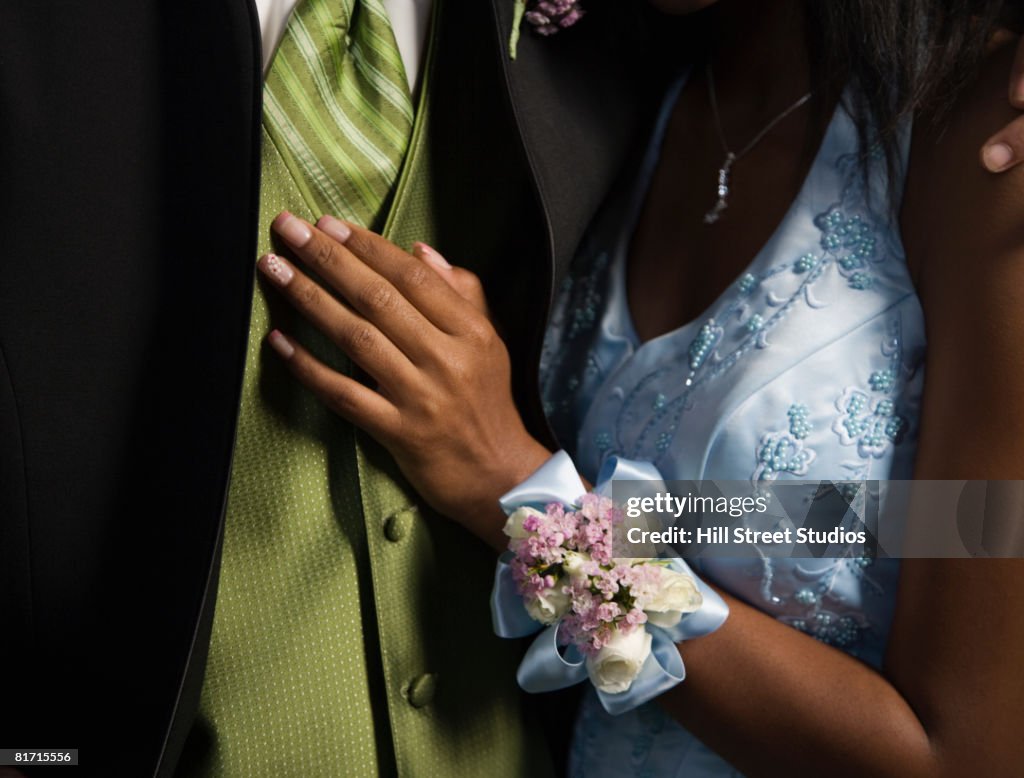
[704,61,813,224]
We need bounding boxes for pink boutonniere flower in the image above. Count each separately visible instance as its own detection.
[510,0,586,60]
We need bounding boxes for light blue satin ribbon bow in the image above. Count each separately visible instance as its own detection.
[491,451,729,715]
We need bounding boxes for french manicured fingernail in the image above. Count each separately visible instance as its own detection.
[318,214,352,242]
[274,212,312,246]
[259,254,294,286]
[983,143,1013,172]
[268,329,295,359]
[413,241,452,270]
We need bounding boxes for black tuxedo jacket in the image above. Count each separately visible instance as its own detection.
[0,1,659,775]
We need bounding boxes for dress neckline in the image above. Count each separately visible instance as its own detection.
[610,70,850,353]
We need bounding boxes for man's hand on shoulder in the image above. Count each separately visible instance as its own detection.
[982,32,1024,171]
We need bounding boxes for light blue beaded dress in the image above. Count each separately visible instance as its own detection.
[539,76,925,777]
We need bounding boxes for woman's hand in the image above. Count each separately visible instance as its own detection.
[257,211,551,550]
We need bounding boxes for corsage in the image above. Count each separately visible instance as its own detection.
[491,451,729,714]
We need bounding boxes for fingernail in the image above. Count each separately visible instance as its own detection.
[268,329,295,359]
[413,241,452,270]
[259,254,294,286]
[983,142,1014,172]
[274,212,312,246]
[318,215,352,242]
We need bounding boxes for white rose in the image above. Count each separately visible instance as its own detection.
[562,550,591,580]
[524,582,571,625]
[503,506,545,540]
[643,567,703,629]
[586,627,653,694]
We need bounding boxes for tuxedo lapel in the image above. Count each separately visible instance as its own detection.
[0,0,263,774]
[149,1,264,774]
[488,0,650,296]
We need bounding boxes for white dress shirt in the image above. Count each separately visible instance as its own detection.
[256,0,432,95]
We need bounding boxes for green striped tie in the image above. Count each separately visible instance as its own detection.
[264,0,414,225]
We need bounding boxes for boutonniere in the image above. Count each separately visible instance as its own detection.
[510,0,586,60]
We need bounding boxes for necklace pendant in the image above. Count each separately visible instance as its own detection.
[704,197,728,224]
[704,152,736,225]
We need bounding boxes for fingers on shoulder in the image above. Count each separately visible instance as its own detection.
[909,37,1024,239]
[945,36,1024,172]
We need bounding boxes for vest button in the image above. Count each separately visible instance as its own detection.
[407,673,436,708]
[384,508,415,542]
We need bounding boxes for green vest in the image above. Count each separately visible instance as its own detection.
[178,12,554,778]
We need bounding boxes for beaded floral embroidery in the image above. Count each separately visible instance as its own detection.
[815,208,881,290]
[753,432,816,482]
[752,404,818,483]
[761,552,883,652]
[832,316,909,461]
[800,561,882,649]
